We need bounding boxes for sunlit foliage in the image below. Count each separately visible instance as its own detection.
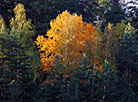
[35,10,99,73]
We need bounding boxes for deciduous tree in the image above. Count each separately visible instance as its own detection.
[35,10,98,73]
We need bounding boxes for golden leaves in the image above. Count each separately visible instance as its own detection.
[107,23,112,30]
[10,3,32,31]
[35,10,98,72]
[14,3,26,22]
[0,16,6,33]
[0,16,6,28]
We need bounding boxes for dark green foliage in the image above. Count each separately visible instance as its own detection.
[34,63,66,102]
[0,0,126,35]
[0,1,138,102]
[19,0,79,35]
[97,0,126,31]
[56,58,138,102]
[117,30,138,72]
[0,5,40,101]
[77,0,99,23]
[6,81,23,102]
[0,51,22,102]
[20,0,53,35]
[117,29,138,96]
[105,0,126,25]
[68,70,101,102]
[0,33,30,101]
[100,61,137,102]
[0,66,13,102]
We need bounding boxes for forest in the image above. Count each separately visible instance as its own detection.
[0,0,138,102]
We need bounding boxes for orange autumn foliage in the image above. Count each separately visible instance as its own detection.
[35,10,98,72]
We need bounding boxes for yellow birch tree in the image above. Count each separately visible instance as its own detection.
[35,10,98,73]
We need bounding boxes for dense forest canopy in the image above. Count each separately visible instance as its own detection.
[0,0,138,102]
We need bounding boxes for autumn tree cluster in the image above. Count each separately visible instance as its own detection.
[35,10,126,74]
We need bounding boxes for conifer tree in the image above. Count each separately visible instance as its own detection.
[0,15,7,69]
[0,15,23,102]
[117,23,138,96]
[100,60,137,102]
[10,3,40,81]
[35,59,66,102]
[19,0,80,35]
[66,57,103,102]
[105,0,126,25]
[9,3,41,101]
[0,3,40,102]
[6,80,23,102]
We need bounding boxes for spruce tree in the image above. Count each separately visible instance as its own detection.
[35,57,66,102]
[0,3,40,102]
[0,15,23,102]
[66,57,103,102]
[6,80,23,102]
[105,0,126,25]
[117,23,138,96]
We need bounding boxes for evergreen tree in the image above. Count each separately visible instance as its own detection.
[35,57,66,102]
[6,80,23,102]
[0,21,23,101]
[117,23,138,96]
[105,0,126,25]
[0,3,40,102]
[97,0,126,30]
[19,0,80,35]
[0,65,23,102]
[0,15,7,69]
[8,3,40,101]
[66,57,103,102]
[100,60,137,102]
[10,3,40,81]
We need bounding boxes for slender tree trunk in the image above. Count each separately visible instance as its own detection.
[125,66,132,87]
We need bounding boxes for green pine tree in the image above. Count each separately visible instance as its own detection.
[117,24,138,96]
[100,60,137,102]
